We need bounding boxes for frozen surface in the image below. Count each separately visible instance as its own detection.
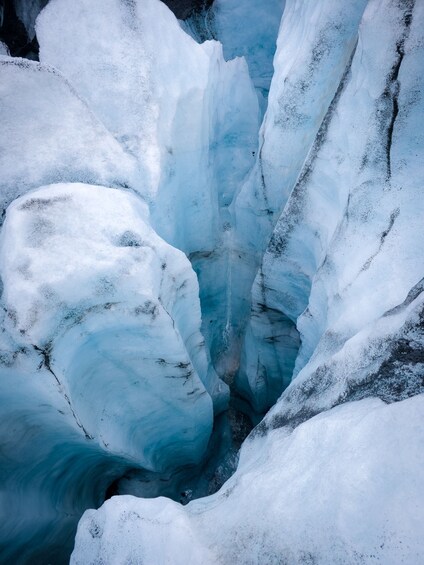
[213,0,285,98]
[0,41,9,55]
[0,58,137,215]
[208,0,370,392]
[0,357,129,564]
[37,0,258,255]
[240,0,424,413]
[1,0,423,562]
[185,0,285,113]
[0,182,226,462]
[0,182,228,560]
[37,0,259,369]
[73,395,424,564]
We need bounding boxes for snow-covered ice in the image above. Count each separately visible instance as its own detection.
[72,395,424,565]
[37,0,258,255]
[239,0,424,414]
[0,0,423,562]
[0,182,227,463]
[0,58,137,215]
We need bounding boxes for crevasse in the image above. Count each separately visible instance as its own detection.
[0,0,423,563]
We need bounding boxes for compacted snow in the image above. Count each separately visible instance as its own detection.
[0,0,423,563]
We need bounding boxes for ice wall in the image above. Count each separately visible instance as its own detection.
[37,0,259,369]
[239,0,424,414]
[1,0,424,561]
[37,0,258,254]
[0,182,226,560]
[72,1,424,560]
[184,0,285,114]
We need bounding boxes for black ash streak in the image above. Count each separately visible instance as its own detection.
[33,343,94,440]
[383,1,414,182]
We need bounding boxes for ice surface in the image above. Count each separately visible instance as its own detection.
[0,58,137,215]
[1,0,423,562]
[37,0,259,371]
[0,41,9,55]
[212,0,285,114]
[206,0,370,394]
[184,0,285,114]
[37,0,258,255]
[235,0,368,254]
[0,181,227,560]
[72,395,424,564]
[0,356,129,563]
[240,0,424,414]
[0,182,227,463]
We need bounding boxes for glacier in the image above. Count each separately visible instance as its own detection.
[72,395,424,564]
[0,0,423,563]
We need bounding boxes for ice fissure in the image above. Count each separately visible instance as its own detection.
[0,0,423,563]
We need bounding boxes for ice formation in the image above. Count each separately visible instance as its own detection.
[73,395,424,565]
[184,0,285,113]
[0,181,226,561]
[0,0,423,563]
[0,41,9,55]
[37,0,259,366]
[0,57,137,214]
[239,0,424,414]
[36,0,258,255]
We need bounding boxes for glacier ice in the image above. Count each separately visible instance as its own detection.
[239,0,424,414]
[0,182,225,460]
[36,0,259,370]
[0,41,9,55]
[36,0,259,254]
[206,0,372,402]
[184,0,285,114]
[0,0,423,562]
[0,182,226,561]
[72,395,424,564]
[0,57,137,215]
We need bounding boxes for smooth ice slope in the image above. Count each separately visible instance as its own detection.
[240,0,424,414]
[73,395,424,564]
[0,57,137,216]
